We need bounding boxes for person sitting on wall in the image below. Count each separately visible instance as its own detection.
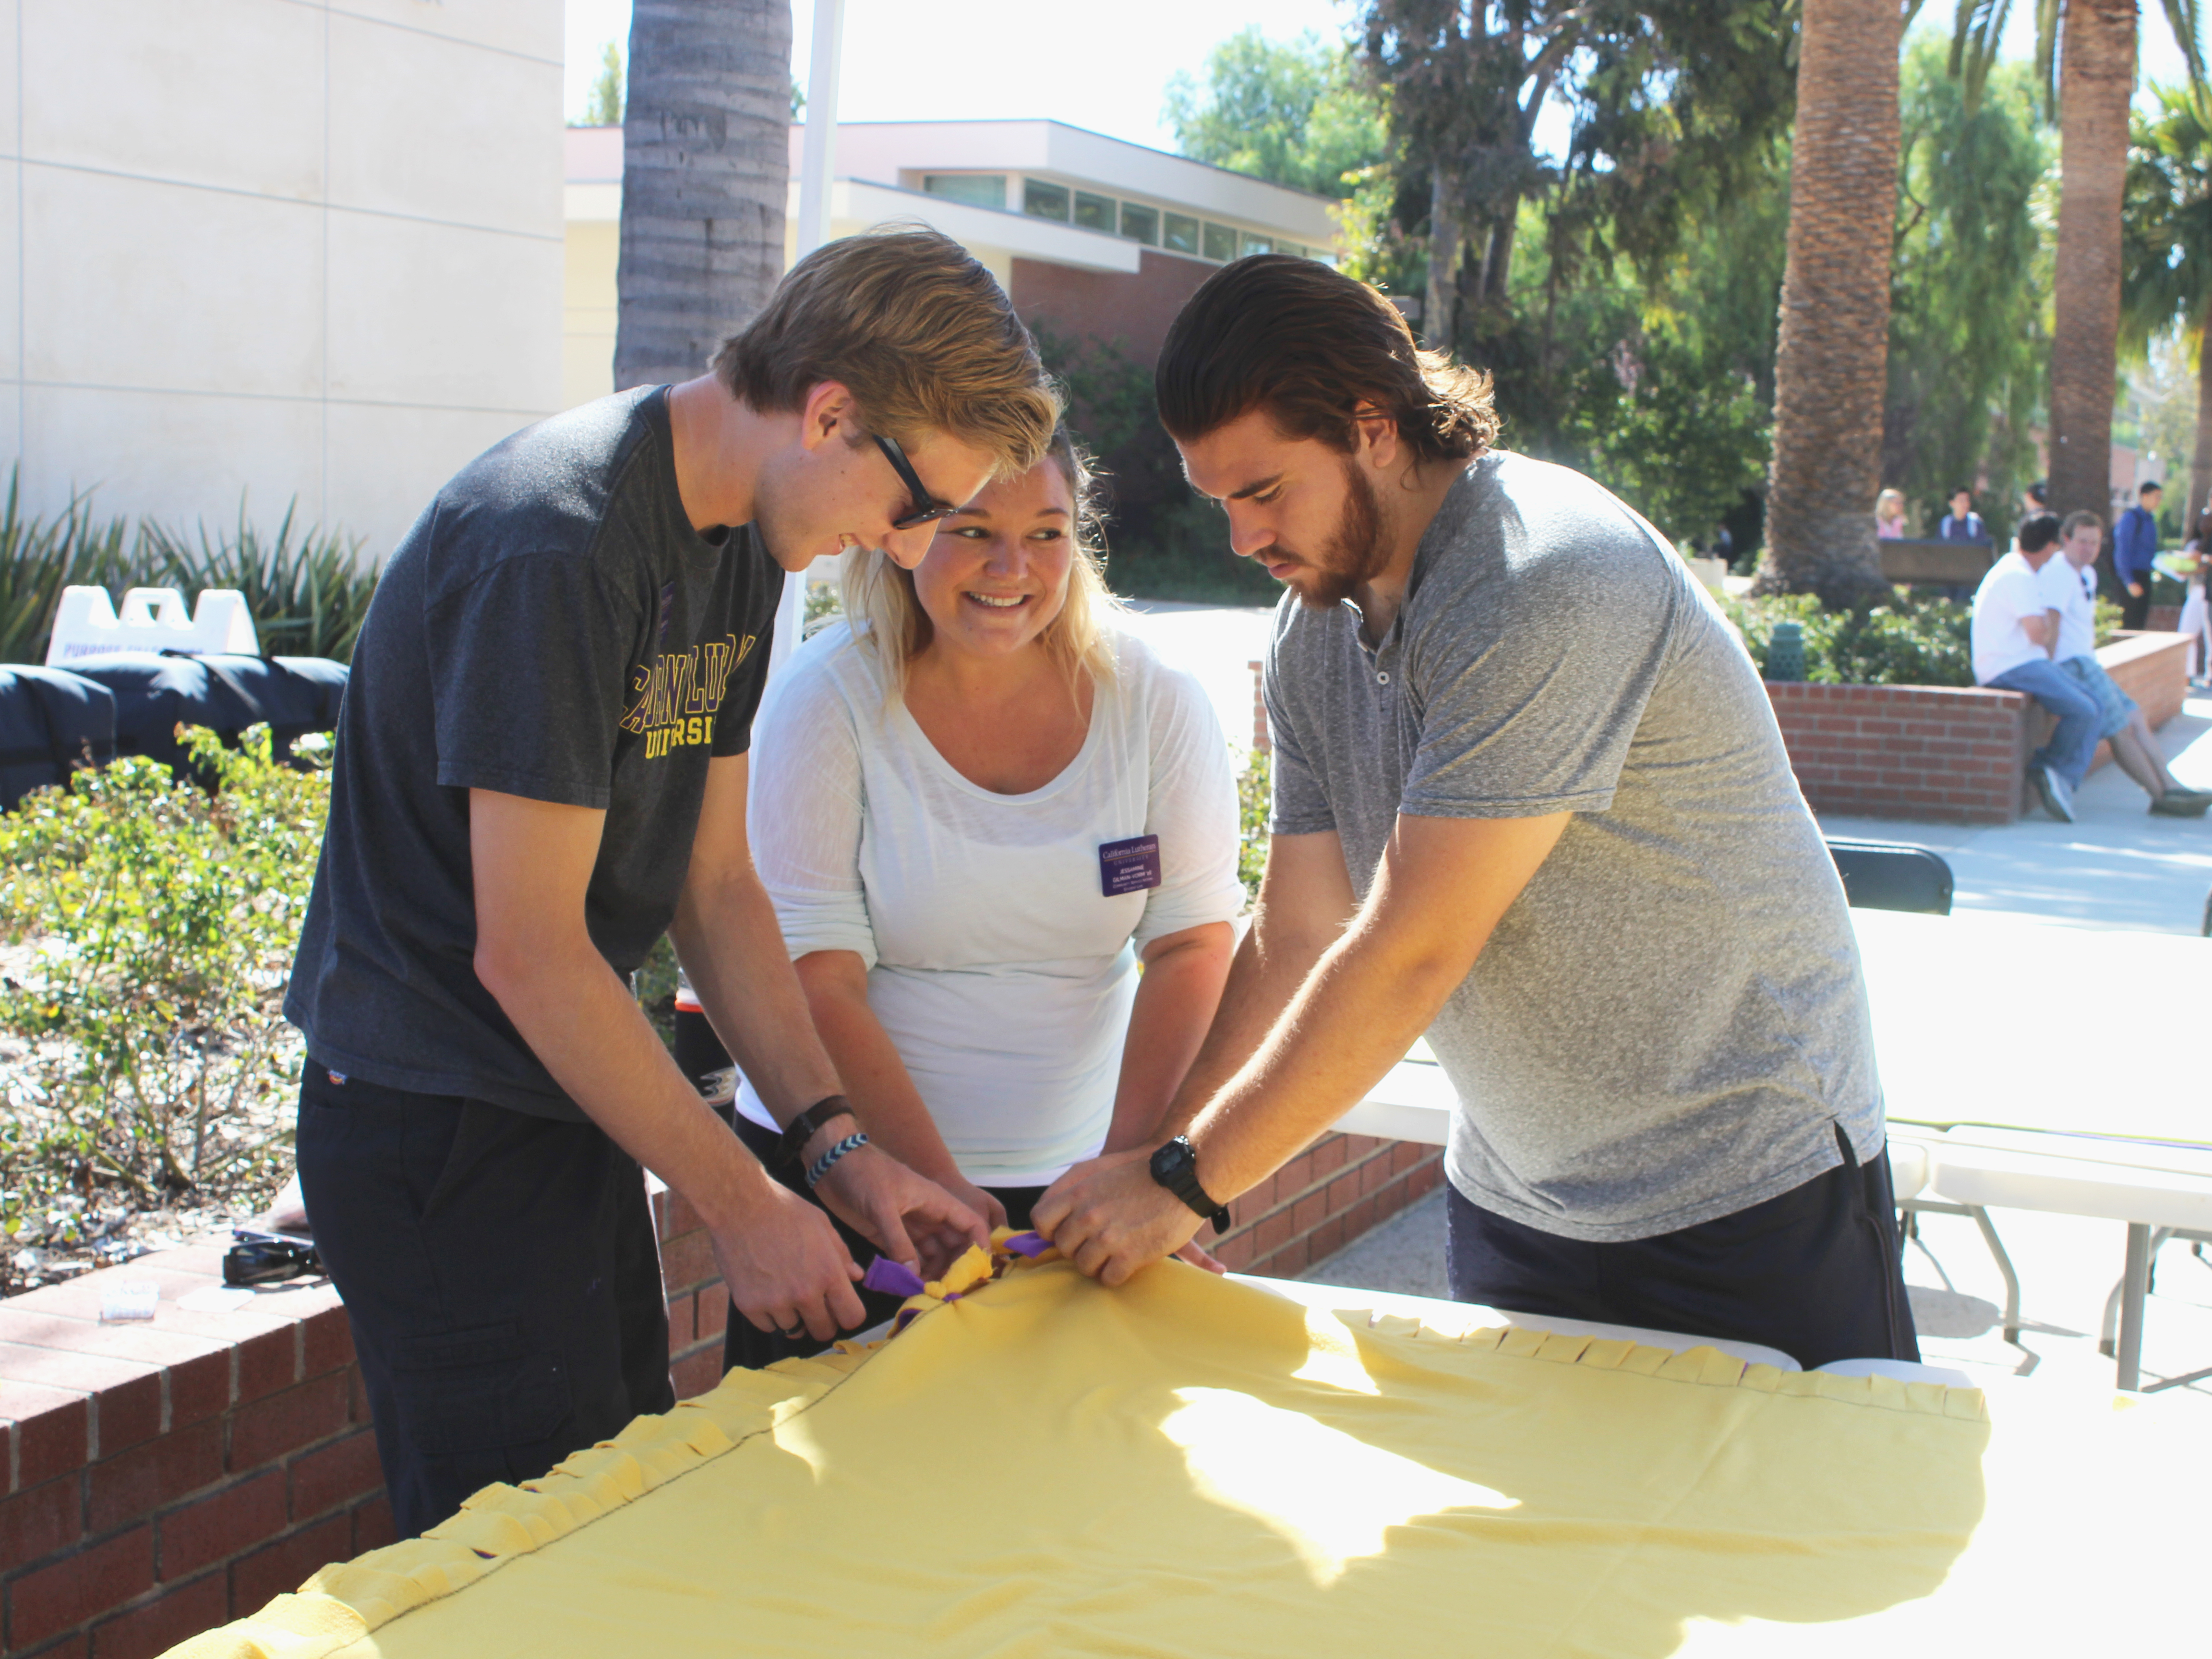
[2114,481,2163,631]
[697,437,1247,1370]
[1970,512,2100,823]
[1938,487,1988,542]
[1034,255,1919,1373]
[2045,511,2209,817]
[280,229,1056,1537]
[1875,489,1907,540]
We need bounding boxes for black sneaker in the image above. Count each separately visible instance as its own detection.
[2150,790,2212,818]
[2032,765,2075,823]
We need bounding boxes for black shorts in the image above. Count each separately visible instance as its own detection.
[294,1061,673,1538]
[1444,1127,1919,1370]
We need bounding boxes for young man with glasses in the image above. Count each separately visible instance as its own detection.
[285,230,1058,1536]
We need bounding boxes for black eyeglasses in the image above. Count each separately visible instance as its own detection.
[872,433,960,531]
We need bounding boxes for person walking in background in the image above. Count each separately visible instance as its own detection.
[1938,487,1988,542]
[2178,492,2210,686]
[2046,512,2209,817]
[2114,482,2163,631]
[1971,513,2098,823]
[2023,480,2049,517]
[1875,489,1906,539]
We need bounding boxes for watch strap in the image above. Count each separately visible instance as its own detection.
[1152,1136,1233,1234]
[775,1095,856,1167]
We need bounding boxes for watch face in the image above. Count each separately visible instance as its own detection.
[1152,1138,1194,1180]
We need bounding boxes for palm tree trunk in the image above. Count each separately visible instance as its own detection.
[2046,0,2135,541]
[2191,310,2212,538]
[614,0,791,391]
[1760,0,1900,606]
[1425,168,1459,349]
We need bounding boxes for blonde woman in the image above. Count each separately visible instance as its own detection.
[722,436,1245,1366]
[1875,488,1907,539]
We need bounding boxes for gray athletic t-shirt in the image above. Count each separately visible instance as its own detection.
[1265,452,1882,1242]
[285,386,783,1120]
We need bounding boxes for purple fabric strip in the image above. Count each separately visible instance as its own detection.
[861,1256,927,1298]
[1002,1232,1051,1258]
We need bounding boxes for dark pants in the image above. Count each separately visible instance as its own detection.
[2120,582,2152,631]
[1444,1129,1919,1370]
[722,1111,1043,1372]
[294,1061,673,1539]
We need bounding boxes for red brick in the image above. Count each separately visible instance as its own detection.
[1310,1136,1348,1179]
[695,1290,728,1343]
[662,1188,707,1240]
[206,1328,294,1412]
[670,1349,720,1402]
[87,1421,223,1537]
[0,1314,231,1427]
[227,1513,349,1615]
[1390,1142,1427,1175]
[3,1382,93,1492]
[1210,1232,1256,1272]
[1289,1192,1327,1236]
[0,1476,83,1569]
[1274,1152,1314,1201]
[1251,1211,1295,1255]
[0,1346,162,1460]
[347,1368,371,1427]
[157,1470,288,1582]
[286,1431,382,1525]
[350,1494,395,1556]
[90,1569,228,1659]
[226,1373,349,1473]
[9,1524,152,1648]
[664,1295,696,1354]
[656,1230,716,1294]
[298,1309,353,1382]
[1305,1216,1345,1264]
[17,1635,87,1659]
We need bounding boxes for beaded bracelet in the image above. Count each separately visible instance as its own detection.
[805,1130,869,1190]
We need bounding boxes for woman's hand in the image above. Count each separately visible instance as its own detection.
[943,1174,1008,1233]
[814,1144,990,1281]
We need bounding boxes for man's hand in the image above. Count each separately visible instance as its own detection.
[2129,581,2146,598]
[1034,1149,1202,1286]
[710,1182,867,1343]
[815,1145,989,1281]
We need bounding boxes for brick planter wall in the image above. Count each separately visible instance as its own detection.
[1764,681,2032,822]
[1765,632,2194,824]
[4,1133,1433,1653]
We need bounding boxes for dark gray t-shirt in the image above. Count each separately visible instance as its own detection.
[286,386,783,1119]
[1265,452,1882,1242]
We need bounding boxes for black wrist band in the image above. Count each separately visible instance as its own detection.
[775,1095,855,1167]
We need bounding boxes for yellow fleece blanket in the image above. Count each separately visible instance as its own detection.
[164,1249,2201,1657]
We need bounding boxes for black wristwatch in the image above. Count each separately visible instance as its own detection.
[1150,1136,1232,1234]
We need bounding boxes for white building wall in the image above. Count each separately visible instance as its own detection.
[0,0,564,562]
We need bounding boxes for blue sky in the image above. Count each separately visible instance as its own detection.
[564,1,2201,157]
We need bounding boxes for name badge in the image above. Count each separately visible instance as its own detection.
[1099,834,1162,897]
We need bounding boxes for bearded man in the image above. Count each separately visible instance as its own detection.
[1035,256,1918,1370]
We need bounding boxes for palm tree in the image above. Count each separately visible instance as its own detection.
[614,0,792,391]
[2122,84,2212,528]
[1950,2,2207,530]
[1760,0,1902,605]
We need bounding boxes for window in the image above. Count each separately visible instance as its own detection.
[1163,212,1200,254]
[1308,246,1338,267]
[1073,192,1115,232]
[1239,232,1273,258]
[1119,203,1160,245]
[1201,222,1237,262]
[1024,180,1070,221]
[922,174,1007,211]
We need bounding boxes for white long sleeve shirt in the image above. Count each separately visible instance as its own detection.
[734,622,1245,1185]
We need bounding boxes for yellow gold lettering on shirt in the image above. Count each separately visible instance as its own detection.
[621,632,743,754]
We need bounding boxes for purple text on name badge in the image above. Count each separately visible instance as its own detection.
[1098,834,1162,898]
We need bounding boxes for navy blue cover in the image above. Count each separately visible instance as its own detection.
[66,652,349,778]
[0,665,118,809]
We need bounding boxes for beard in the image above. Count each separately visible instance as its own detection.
[1280,457,1392,611]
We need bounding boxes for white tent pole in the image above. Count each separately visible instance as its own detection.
[771,0,848,685]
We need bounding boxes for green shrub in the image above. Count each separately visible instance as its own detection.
[0,726,326,1277]
[0,469,379,665]
[1722,591,1974,687]
[1238,748,1270,903]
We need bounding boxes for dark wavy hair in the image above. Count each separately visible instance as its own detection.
[1154,255,1499,464]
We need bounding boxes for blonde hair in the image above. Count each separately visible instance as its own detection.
[841,431,1123,694]
[712,225,1060,480]
[1875,489,1905,520]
